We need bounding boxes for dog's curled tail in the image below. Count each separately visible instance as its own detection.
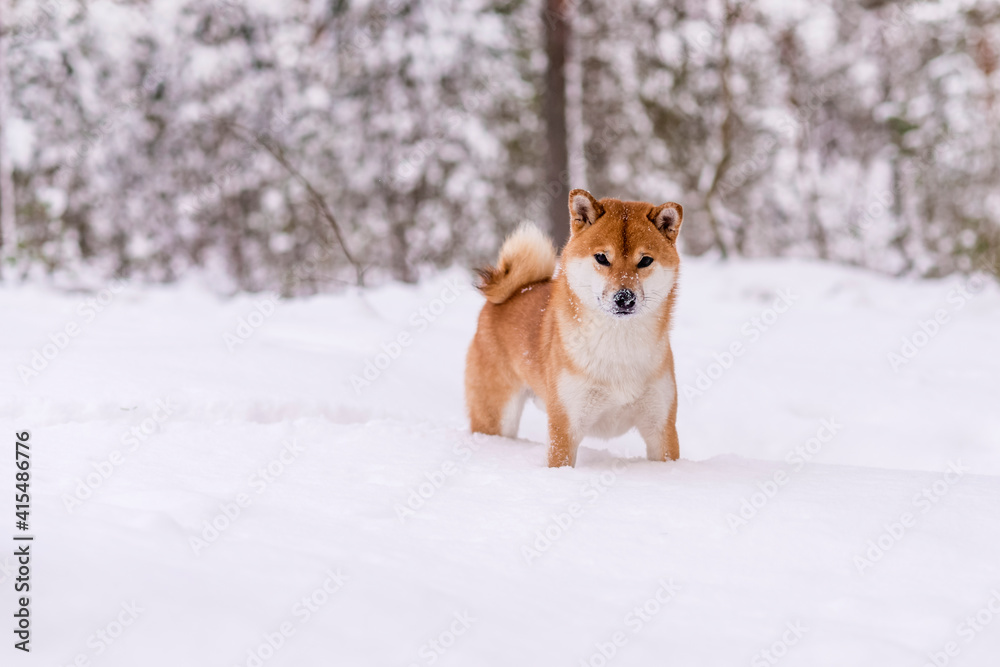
[476,222,556,304]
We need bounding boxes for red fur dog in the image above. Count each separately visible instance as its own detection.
[466,189,684,467]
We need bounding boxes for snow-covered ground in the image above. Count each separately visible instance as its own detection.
[3,257,1000,666]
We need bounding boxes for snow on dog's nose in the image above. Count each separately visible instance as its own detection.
[612,288,636,315]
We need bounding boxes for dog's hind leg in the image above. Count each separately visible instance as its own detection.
[639,411,679,462]
[637,376,680,462]
[465,338,526,438]
[498,388,528,438]
[468,381,526,438]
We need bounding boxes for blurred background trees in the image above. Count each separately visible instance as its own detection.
[1,0,998,293]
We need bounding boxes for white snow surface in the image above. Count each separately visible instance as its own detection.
[3,257,1000,666]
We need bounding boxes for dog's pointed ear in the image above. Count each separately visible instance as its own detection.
[648,202,683,242]
[568,189,603,235]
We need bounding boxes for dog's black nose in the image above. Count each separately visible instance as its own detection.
[613,289,636,312]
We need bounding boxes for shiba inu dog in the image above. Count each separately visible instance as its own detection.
[466,189,683,467]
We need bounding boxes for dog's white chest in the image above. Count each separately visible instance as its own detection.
[556,312,671,438]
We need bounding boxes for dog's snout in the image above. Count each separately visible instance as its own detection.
[613,288,636,312]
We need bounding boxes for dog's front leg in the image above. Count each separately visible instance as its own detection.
[546,403,581,468]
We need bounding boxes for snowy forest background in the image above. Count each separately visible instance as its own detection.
[1,0,999,292]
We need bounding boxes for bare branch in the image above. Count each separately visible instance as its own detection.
[225,121,365,287]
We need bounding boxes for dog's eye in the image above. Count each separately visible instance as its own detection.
[637,256,653,268]
[594,253,610,266]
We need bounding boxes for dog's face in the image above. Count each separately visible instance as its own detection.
[561,189,683,318]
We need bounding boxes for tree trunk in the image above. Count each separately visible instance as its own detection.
[543,0,570,249]
[0,13,17,279]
